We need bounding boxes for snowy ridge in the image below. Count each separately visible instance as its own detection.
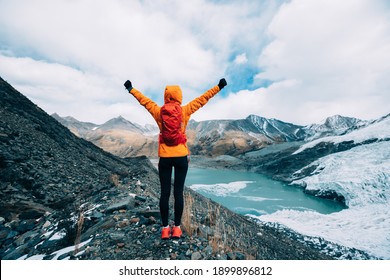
[258,115,390,259]
[303,115,366,141]
[293,115,390,154]
[53,114,159,136]
[247,115,305,141]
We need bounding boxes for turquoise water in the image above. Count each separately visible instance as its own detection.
[185,168,345,216]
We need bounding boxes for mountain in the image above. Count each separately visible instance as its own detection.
[97,116,147,133]
[55,113,363,158]
[51,113,97,137]
[1,76,343,260]
[303,115,367,140]
[247,115,306,141]
[187,115,305,156]
[54,115,159,157]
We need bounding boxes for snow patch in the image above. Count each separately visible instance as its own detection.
[189,181,253,197]
[259,205,390,259]
[48,228,67,241]
[21,238,93,260]
[292,142,390,207]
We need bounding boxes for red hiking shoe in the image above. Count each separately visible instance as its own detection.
[161,227,171,239]
[171,226,182,239]
[161,227,171,240]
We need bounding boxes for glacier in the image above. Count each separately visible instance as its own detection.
[257,116,390,259]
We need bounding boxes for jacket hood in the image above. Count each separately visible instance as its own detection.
[164,85,182,104]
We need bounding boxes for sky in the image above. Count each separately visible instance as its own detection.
[1,0,390,126]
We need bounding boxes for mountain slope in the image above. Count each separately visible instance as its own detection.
[0,77,156,219]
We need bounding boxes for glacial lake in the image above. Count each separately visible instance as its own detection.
[185,167,345,216]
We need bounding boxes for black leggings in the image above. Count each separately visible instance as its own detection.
[158,156,188,227]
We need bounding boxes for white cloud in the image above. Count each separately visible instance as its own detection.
[193,0,390,125]
[0,53,148,124]
[0,0,389,126]
[234,53,248,65]
[0,0,219,89]
[0,0,279,124]
[253,0,390,123]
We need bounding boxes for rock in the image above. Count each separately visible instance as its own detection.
[6,230,18,239]
[109,232,125,242]
[197,225,214,237]
[0,227,10,239]
[234,252,246,260]
[14,230,39,247]
[204,245,213,256]
[148,216,157,224]
[19,209,46,220]
[191,251,202,260]
[130,217,140,224]
[118,219,130,228]
[89,211,104,220]
[105,197,136,214]
[15,220,36,234]
[42,220,51,229]
[138,209,160,219]
[135,195,147,202]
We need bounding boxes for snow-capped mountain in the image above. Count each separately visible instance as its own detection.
[53,114,159,157]
[54,114,368,157]
[246,115,306,141]
[294,113,389,154]
[53,114,159,136]
[186,115,308,156]
[188,115,305,142]
[303,115,367,140]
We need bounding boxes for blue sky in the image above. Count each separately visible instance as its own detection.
[1,0,390,125]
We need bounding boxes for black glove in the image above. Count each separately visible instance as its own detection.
[218,78,227,90]
[124,80,133,91]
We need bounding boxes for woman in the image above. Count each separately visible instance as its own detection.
[124,78,227,239]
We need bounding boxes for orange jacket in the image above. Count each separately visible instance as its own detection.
[129,85,220,157]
